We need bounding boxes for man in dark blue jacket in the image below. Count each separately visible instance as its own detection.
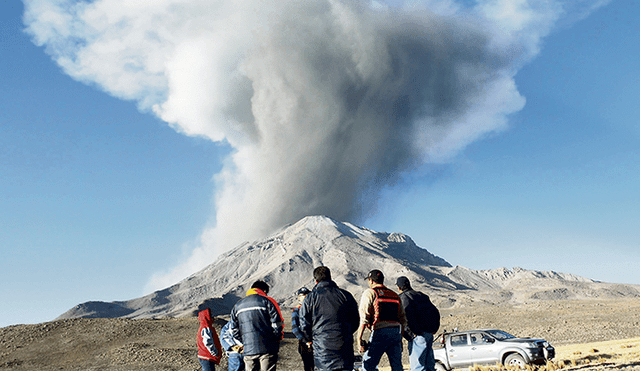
[229,280,284,371]
[299,266,360,371]
[396,276,440,371]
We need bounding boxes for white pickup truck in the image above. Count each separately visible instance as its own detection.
[434,329,555,370]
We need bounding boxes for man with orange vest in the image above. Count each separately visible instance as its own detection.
[356,269,408,371]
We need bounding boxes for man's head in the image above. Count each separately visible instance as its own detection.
[313,266,331,283]
[296,287,310,303]
[395,276,412,292]
[365,269,384,285]
[251,280,270,294]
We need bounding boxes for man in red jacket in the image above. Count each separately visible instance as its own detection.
[198,308,223,371]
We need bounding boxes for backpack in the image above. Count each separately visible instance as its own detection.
[402,290,440,334]
[422,296,440,334]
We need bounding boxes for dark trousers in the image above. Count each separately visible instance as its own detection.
[298,340,314,371]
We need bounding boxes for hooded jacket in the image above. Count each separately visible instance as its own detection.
[197,309,223,363]
[228,288,284,356]
[298,280,360,370]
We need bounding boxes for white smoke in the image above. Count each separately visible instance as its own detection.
[23,0,610,291]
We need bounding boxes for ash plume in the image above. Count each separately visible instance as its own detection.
[23,0,610,291]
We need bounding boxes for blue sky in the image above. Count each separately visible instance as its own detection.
[367,0,639,277]
[1,0,639,328]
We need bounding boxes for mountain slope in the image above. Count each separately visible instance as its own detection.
[58,216,640,320]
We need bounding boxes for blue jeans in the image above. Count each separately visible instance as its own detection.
[363,326,403,371]
[200,358,216,371]
[228,353,245,371]
[407,332,435,371]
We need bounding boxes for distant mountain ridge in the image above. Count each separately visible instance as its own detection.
[59,216,640,320]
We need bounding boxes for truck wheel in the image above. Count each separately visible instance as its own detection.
[435,362,447,371]
[505,353,526,368]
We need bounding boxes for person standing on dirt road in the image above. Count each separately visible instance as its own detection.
[291,287,314,371]
[197,308,223,371]
[356,269,407,371]
[396,276,440,371]
[229,280,284,371]
[299,266,360,371]
[220,321,245,371]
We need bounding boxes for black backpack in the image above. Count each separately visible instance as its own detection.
[403,290,440,334]
[422,296,440,334]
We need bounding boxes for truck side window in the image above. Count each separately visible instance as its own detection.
[450,334,468,347]
[470,333,481,344]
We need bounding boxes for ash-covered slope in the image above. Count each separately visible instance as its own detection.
[59,215,451,319]
[59,216,640,320]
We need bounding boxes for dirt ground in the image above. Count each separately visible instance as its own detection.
[2,298,640,371]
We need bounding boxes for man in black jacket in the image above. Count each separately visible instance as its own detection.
[229,280,284,371]
[396,276,440,371]
[299,266,360,371]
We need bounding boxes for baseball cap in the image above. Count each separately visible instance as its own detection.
[296,287,310,296]
[365,269,384,282]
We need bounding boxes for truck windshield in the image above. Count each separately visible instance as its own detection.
[485,330,515,340]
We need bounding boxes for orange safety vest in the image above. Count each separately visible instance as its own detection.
[371,286,401,327]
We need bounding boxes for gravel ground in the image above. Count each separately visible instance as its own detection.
[2,298,640,370]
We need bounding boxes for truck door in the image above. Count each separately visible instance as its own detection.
[447,333,474,368]
[469,332,500,365]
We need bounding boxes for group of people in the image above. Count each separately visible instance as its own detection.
[196,266,440,371]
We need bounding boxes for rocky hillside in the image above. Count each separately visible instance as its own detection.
[58,216,640,320]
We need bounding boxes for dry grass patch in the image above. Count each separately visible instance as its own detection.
[555,338,640,367]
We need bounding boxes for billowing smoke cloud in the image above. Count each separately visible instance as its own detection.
[23,0,610,291]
